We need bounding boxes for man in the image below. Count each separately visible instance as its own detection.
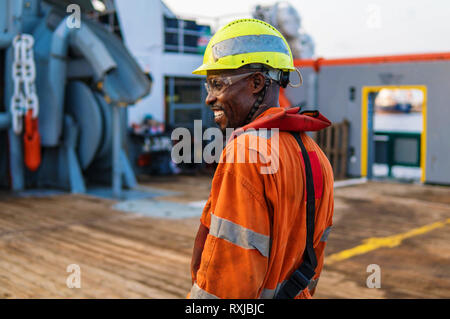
[189,19,334,299]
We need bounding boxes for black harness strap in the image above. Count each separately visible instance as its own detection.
[274,131,317,299]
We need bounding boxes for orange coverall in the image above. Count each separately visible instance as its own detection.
[189,107,334,299]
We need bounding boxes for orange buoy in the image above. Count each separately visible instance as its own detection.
[23,109,41,171]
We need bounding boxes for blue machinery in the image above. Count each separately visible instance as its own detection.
[0,0,152,197]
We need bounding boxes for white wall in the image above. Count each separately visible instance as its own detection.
[115,0,164,55]
[115,0,204,125]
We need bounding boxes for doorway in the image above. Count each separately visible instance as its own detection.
[361,86,427,182]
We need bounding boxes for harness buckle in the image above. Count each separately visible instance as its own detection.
[275,263,316,299]
[290,269,310,291]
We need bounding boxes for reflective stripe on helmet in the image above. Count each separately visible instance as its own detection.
[212,34,290,62]
[209,213,270,258]
[193,19,295,75]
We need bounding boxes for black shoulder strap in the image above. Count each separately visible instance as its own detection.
[274,132,317,299]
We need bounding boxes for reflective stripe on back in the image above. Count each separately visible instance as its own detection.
[210,213,270,258]
[212,34,290,61]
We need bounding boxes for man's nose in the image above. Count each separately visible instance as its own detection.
[205,92,217,106]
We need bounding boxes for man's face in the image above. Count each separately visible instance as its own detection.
[205,70,257,132]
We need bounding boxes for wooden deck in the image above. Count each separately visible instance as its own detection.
[0,177,449,298]
[0,193,197,298]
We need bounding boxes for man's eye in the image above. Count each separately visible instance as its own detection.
[212,81,223,90]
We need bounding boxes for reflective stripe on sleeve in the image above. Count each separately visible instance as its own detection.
[209,213,270,258]
[320,226,332,242]
[259,284,281,299]
[259,281,294,299]
[308,277,319,291]
[189,283,220,299]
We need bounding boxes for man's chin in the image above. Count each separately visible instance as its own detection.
[214,118,227,131]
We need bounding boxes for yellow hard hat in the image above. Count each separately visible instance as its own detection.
[193,18,295,75]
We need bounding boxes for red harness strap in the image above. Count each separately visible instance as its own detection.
[300,151,324,200]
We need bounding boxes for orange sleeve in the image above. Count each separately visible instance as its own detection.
[199,195,212,228]
[190,142,271,299]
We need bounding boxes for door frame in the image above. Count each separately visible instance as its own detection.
[361,85,427,182]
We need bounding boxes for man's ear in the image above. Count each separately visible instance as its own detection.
[251,73,266,94]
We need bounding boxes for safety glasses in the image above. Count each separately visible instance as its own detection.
[204,72,256,96]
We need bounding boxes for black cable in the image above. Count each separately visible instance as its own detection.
[243,77,271,125]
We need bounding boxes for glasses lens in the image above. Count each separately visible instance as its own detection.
[205,72,255,96]
[206,77,226,96]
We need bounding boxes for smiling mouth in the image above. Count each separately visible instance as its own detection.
[213,110,225,120]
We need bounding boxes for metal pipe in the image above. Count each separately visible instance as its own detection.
[44,17,117,146]
[0,1,14,48]
[0,113,11,129]
[43,16,72,146]
[120,149,137,188]
[63,115,86,193]
[3,0,24,191]
[69,25,117,80]
[0,33,13,49]
[4,44,24,191]
[112,105,122,198]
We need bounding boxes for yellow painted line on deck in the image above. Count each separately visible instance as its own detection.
[326,218,450,265]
